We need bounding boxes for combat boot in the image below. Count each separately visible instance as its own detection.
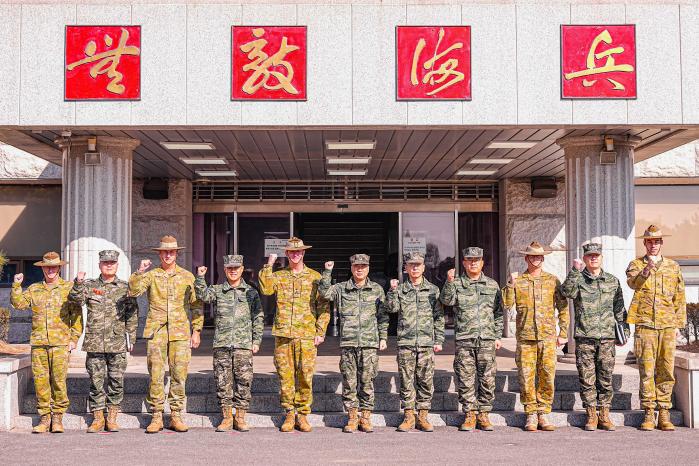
[477,412,494,431]
[358,410,373,433]
[145,412,164,434]
[216,406,234,432]
[106,406,120,432]
[598,406,615,431]
[657,408,675,431]
[32,414,51,434]
[639,408,655,431]
[416,409,433,432]
[459,411,477,431]
[296,414,312,433]
[169,411,189,432]
[234,408,250,432]
[524,414,538,432]
[50,413,65,433]
[343,408,359,433]
[584,407,598,431]
[538,413,555,431]
[397,409,415,432]
[280,411,295,432]
[87,410,105,433]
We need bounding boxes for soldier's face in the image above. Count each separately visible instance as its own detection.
[225,265,243,282]
[351,264,369,281]
[644,238,663,256]
[286,250,305,265]
[42,266,60,281]
[406,262,425,280]
[583,253,602,269]
[525,255,544,269]
[159,250,177,266]
[463,258,484,275]
[99,260,118,277]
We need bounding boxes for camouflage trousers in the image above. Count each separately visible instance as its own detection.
[85,352,128,411]
[213,347,254,409]
[453,339,497,413]
[397,346,434,410]
[634,326,676,410]
[574,338,615,408]
[146,326,191,413]
[274,337,317,415]
[516,339,556,414]
[340,347,379,411]
[31,345,70,416]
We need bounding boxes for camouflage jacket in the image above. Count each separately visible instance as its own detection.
[386,278,445,347]
[626,256,686,329]
[560,268,628,340]
[128,265,204,341]
[69,276,139,353]
[11,278,83,346]
[502,271,569,341]
[194,277,264,349]
[319,270,389,348]
[259,264,330,340]
[440,273,504,341]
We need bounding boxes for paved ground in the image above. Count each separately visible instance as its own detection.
[2,426,696,465]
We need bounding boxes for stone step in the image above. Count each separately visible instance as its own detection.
[13,410,683,431]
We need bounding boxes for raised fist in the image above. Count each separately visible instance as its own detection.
[390,279,399,290]
[325,261,334,271]
[446,268,456,282]
[76,271,86,282]
[13,273,23,284]
[509,272,519,284]
[197,266,207,277]
[138,259,152,273]
[572,259,584,271]
[267,253,278,266]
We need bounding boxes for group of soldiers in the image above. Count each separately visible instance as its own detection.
[10,224,685,434]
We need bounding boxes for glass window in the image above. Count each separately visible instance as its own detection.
[401,212,455,288]
[458,212,500,281]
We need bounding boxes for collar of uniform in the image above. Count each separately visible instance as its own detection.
[346,278,375,291]
[154,264,184,277]
[460,273,486,286]
[582,268,608,281]
[222,279,248,292]
[521,270,551,280]
[98,275,120,286]
[284,265,311,277]
[643,255,664,267]
[41,277,66,290]
[402,278,430,292]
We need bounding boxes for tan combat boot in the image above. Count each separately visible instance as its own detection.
[169,411,189,432]
[87,410,105,433]
[584,407,598,431]
[343,408,359,433]
[598,406,615,431]
[216,406,234,432]
[296,414,312,433]
[32,414,51,434]
[477,412,494,431]
[358,410,373,433]
[459,411,477,431]
[538,413,555,431]
[146,412,164,434]
[657,408,675,431]
[524,413,538,432]
[106,406,120,432]
[416,409,433,432]
[234,408,250,432]
[50,413,65,433]
[639,408,655,431]
[280,411,295,432]
[397,409,416,432]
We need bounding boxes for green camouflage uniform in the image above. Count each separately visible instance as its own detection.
[626,256,686,410]
[69,273,138,412]
[319,261,388,411]
[386,276,445,411]
[11,278,83,416]
[259,264,330,415]
[128,265,203,413]
[503,271,569,414]
[440,267,503,413]
[560,262,628,408]
[195,267,263,410]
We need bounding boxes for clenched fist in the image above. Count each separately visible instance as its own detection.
[572,259,584,271]
[138,259,152,273]
[197,266,207,277]
[642,259,656,277]
[267,253,278,266]
[13,273,23,284]
[325,261,334,271]
[390,279,399,290]
[76,271,86,283]
[446,268,456,282]
[509,272,519,284]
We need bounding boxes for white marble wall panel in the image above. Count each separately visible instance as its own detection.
[0,5,20,126]
[680,5,699,124]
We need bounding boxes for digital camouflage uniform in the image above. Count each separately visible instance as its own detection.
[128,265,203,413]
[319,256,389,411]
[503,271,569,414]
[11,277,83,416]
[69,264,139,412]
[194,261,263,410]
[440,252,503,413]
[626,255,686,410]
[259,261,330,415]
[560,253,628,409]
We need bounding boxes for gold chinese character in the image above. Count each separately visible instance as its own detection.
[410,28,464,96]
[564,29,634,90]
[239,28,299,95]
[66,28,140,95]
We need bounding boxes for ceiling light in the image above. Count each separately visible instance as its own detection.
[327,169,367,176]
[195,170,238,177]
[180,158,227,165]
[326,157,371,165]
[456,170,498,176]
[469,158,513,165]
[160,141,216,150]
[486,141,537,149]
[326,140,376,150]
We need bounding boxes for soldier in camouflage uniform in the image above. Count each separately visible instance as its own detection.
[128,236,204,434]
[69,250,139,433]
[503,241,569,432]
[11,252,83,434]
[386,252,445,433]
[319,254,389,433]
[626,225,686,431]
[259,237,330,433]
[195,255,263,432]
[560,241,628,431]
[440,247,503,432]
